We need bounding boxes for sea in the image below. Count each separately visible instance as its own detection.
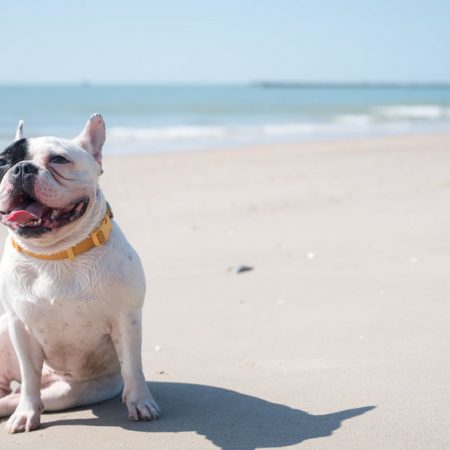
[1,84,450,155]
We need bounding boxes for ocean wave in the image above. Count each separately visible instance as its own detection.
[110,122,359,143]
[262,123,327,135]
[109,125,227,141]
[1,116,448,156]
[374,104,450,120]
[333,114,373,126]
[107,120,411,145]
[262,117,375,136]
[95,111,450,153]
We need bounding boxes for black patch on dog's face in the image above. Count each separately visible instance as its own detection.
[0,139,28,183]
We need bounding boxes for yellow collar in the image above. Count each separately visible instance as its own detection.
[11,204,114,261]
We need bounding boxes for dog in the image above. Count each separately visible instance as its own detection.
[0,114,160,433]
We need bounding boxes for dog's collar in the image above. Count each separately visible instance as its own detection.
[11,203,114,261]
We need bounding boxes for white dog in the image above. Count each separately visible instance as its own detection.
[0,114,160,433]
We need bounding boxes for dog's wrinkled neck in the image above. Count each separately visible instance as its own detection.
[8,188,107,256]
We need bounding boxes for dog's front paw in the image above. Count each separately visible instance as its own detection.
[6,402,42,433]
[123,387,160,421]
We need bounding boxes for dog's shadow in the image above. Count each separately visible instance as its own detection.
[47,381,374,450]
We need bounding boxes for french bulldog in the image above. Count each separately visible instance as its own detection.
[0,114,160,433]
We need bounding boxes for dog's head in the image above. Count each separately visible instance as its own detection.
[0,114,105,243]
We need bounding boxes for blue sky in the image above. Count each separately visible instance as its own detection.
[0,0,449,84]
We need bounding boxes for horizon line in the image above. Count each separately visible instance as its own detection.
[0,80,450,88]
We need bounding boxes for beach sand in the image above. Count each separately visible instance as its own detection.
[1,133,450,449]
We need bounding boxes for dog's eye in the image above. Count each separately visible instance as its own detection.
[0,158,7,167]
[50,155,70,164]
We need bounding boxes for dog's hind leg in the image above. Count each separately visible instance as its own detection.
[0,393,19,417]
[0,314,22,417]
[0,372,123,420]
[40,372,124,412]
[0,314,21,398]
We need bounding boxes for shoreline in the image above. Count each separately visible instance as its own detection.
[100,130,450,167]
[101,124,450,157]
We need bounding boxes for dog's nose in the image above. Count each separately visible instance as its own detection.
[12,162,38,181]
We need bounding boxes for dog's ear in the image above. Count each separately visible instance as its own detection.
[74,114,105,171]
[15,120,24,141]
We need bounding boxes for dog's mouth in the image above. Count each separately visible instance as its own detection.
[0,191,89,234]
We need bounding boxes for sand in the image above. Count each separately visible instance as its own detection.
[1,133,450,449]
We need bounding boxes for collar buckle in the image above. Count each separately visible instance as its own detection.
[90,214,113,247]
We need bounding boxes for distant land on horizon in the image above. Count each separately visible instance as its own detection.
[253,81,450,89]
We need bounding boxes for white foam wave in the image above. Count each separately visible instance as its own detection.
[110,123,341,142]
[374,105,450,120]
[333,114,373,126]
[109,125,227,142]
[264,117,374,136]
[104,110,450,152]
[262,123,324,135]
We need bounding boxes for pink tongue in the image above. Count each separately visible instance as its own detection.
[5,202,46,224]
[5,210,38,224]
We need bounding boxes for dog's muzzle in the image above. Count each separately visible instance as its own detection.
[10,161,39,196]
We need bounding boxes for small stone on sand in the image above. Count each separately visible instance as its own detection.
[235,265,254,274]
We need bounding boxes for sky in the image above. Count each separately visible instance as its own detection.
[0,0,449,84]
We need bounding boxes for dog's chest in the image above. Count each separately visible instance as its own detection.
[11,256,104,303]
[23,298,117,378]
[2,259,118,378]
[32,297,111,349]
[2,257,112,335]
